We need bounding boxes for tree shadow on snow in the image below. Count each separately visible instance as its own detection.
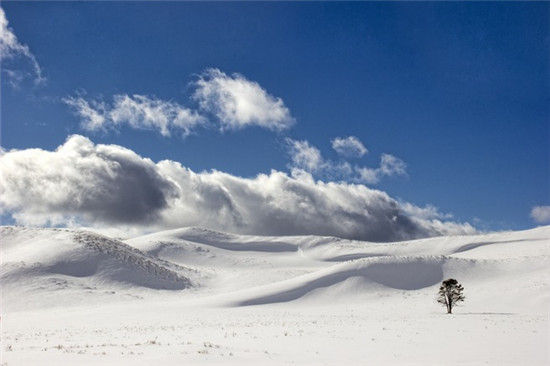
[452,312,515,315]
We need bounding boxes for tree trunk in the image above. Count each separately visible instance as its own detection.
[446,294,452,314]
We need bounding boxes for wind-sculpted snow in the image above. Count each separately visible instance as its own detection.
[224,254,549,307]
[127,225,550,261]
[72,231,193,288]
[122,226,550,308]
[228,256,447,306]
[129,227,299,253]
[1,227,193,293]
[1,225,549,365]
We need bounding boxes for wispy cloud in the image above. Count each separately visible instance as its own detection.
[530,206,550,224]
[286,138,406,184]
[63,96,107,131]
[64,94,207,137]
[0,7,44,85]
[331,136,368,158]
[286,138,324,173]
[356,153,407,184]
[64,68,295,137]
[399,201,453,221]
[0,135,475,241]
[193,68,295,131]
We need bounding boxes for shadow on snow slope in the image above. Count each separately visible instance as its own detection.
[1,227,193,290]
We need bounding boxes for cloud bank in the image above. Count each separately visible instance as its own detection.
[193,68,294,131]
[0,135,177,225]
[0,136,475,241]
[530,206,550,224]
[64,94,206,137]
[0,7,44,85]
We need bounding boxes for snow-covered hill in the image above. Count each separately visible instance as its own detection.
[1,227,195,311]
[1,225,549,365]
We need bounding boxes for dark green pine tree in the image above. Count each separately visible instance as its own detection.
[437,278,465,314]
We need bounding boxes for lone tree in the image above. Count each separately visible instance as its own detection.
[437,278,465,314]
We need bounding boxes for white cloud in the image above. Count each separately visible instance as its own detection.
[64,94,207,137]
[354,155,407,184]
[399,202,453,220]
[379,153,407,176]
[64,69,295,136]
[193,68,294,131]
[109,95,206,137]
[530,206,550,224]
[63,97,107,131]
[287,138,406,185]
[286,138,324,172]
[0,7,44,84]
[0,136,475,241]
[354,167,380,184]
[331,136,368,158]
[0,135,177,226]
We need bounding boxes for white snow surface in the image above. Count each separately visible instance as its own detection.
[1,225,549,365]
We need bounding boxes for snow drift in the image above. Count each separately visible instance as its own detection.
[1,225,549,365]
[1,227,193,296]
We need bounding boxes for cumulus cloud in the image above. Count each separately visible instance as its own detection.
[193,68,294,131]
[331,136,368,158]
[0,136,475,241]
[0,7,44,85]
[64,69,294,136]
[0,135,177,225]
[530,206,550,224]
[64,94,206,137]
[286,138,406,185]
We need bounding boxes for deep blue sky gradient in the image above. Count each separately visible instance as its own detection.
[1,2,548,230]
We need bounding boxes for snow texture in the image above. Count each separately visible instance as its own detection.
[1,225,549,365]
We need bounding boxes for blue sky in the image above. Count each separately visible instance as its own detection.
[1,2,548,235]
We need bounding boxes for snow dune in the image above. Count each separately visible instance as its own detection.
[1,225,549,364]
[123,225,549,308]
[1,227,193,311]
